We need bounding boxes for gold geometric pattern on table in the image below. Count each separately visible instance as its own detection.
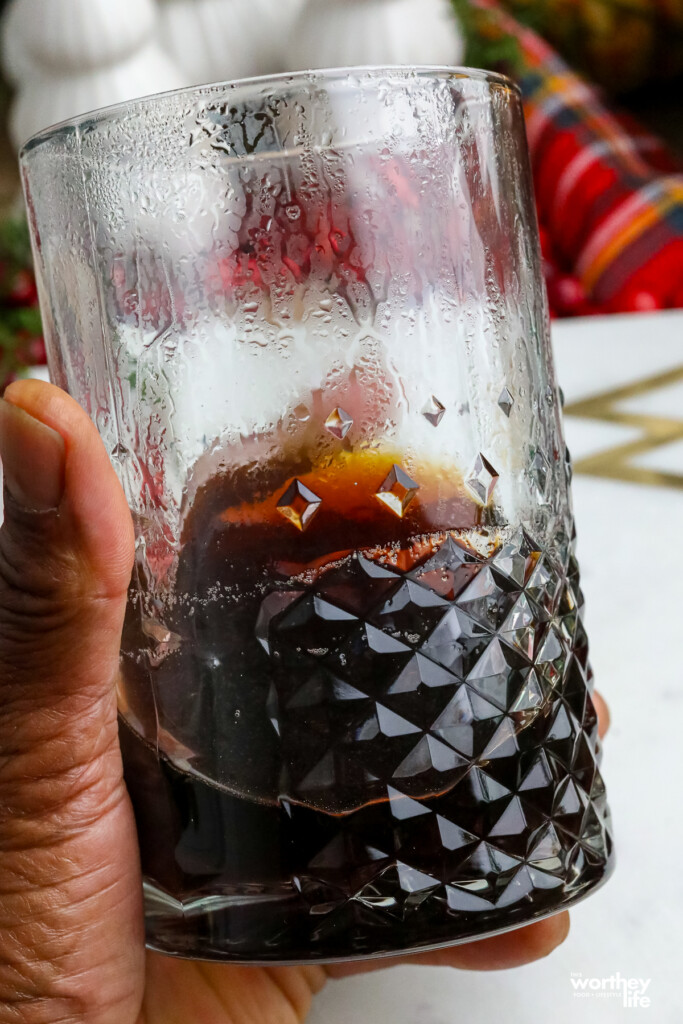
[564,365,683,491]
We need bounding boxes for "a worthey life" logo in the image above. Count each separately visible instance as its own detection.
[570,972,651,1009]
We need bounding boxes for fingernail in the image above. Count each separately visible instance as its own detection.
[0,397,66,511]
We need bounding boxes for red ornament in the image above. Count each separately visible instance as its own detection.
[547,273,589,317]
[28,337,47,364]
[538,224,554,261]
[616,286,664,314]
[3,268,38,307]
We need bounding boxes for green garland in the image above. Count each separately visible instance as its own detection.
[450,0,521,74]
[0,216,43,385]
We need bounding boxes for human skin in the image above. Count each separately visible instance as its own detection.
[0,379,610,1024]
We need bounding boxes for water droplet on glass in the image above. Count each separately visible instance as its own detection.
[559,386,566,408]
[464,453,499,505]
[497,387,514,418]
[325,407,353,439]
[285,203,301,221]
[277,479,322,531]
[421,395,446,427]
[375,464,419,518]
[294,403,310,422]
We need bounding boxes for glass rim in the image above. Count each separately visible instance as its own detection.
[20,64,520,158]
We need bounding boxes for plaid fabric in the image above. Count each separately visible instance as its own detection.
[472,0,683,310]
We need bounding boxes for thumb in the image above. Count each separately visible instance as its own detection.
[0,379,144,1023]
[0,378,135,646]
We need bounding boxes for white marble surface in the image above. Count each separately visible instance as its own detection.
[308,310,683,1023]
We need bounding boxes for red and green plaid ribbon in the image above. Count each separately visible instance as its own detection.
[469,0,683,311]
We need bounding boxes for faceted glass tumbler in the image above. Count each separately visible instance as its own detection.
[21,67,614,964]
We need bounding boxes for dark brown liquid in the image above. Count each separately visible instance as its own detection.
[120,454,612,961]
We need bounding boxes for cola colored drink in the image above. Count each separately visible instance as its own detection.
[120,453,612,962]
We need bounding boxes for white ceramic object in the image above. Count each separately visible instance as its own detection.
[286,0,465,72]
[0,0,38,84]
[158,0,306,86]
[5,0,185,148]
[10,41,185,148]
[6,0,158,73]
[2,0,464,151]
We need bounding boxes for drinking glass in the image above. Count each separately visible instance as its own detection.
[20,67,614,964]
